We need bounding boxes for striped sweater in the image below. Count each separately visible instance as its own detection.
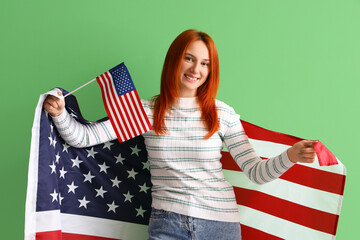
[52,97,294,222]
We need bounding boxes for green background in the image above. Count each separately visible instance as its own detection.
[1,0,358,239]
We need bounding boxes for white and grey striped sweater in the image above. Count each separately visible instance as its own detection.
[52,97,294,222]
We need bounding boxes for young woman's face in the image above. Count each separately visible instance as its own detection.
[178,40,210,97]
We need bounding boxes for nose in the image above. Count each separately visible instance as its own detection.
[191,61,201,74]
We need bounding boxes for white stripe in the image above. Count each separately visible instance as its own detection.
[249,139,345,175]
[223,169,341,215]
[99,74,127,141]
[25,89,63,240]
[35,211,148,240]
[35,210,62,232]
[25,93,45,240]
[238,205,334,240]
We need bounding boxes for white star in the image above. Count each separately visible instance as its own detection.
[62,143,70,153]
[111,176,121,188]
[139,183,150,193]
[78,196,90,209]
[95,186,107,198]
[135,205,146,217]
[83,171,95,183]
[123,191,134,203]
[103,141,114,150]
[98,162,110,173]
[51,137,57,148]
[50,189,58,202]
[49,162,56,174]
[50,123,54,133]
[115,153,125,164]
[48,134,53,146]
[130,145,141,156]
[67,181,78,194]
[107,201,119,213]
[127,168,138,180]
[59,166,67,179]
[71,156,83,168]
[142,161,150,170]
[55,152,61,164]
[59,193,64,205]
[86,147,98,158]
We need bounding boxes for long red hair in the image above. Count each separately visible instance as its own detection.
[153,29,220,139]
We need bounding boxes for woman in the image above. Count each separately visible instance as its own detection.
[44,29,316,240]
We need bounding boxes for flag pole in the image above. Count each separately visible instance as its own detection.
[64,78,97,98]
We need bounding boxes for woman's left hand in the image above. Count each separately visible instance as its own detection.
[287,140,317,163]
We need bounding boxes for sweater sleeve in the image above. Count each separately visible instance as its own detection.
[222,106,295,184]
[51,109,117,148]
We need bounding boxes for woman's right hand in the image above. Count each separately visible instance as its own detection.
[43,94,65,117]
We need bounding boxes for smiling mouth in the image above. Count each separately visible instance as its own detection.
[185,74,199,82]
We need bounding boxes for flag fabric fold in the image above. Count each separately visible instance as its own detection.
[25,88,345,240]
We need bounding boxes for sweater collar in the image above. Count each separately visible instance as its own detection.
[174,97,199,108]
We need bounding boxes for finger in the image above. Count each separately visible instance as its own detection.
[44,101,57,110]
[301,153,316,159]
[300,148,316,154]
[47,98,59,109]
[301,140,317,148]
[300,159,315,164]
[298,154,316,162]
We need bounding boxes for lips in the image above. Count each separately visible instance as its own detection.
[184,74,199,82]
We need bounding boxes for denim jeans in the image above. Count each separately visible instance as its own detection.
[148,208,242,240]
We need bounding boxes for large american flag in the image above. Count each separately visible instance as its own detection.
[25,89,345,240]
[96,63,152,143]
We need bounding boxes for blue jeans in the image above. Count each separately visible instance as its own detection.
[148,208,242,240]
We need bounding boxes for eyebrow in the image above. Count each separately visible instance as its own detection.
[185,53,210,62]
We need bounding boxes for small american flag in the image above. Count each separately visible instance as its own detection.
[96,63,152,143]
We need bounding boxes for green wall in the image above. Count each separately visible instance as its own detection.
[1,0,359,239]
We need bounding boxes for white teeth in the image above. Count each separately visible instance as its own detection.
[185,74,198,81]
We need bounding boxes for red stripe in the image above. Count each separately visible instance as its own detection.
[36,231,122,240]
[241,120,302,146]
[35,227,282,240]
[133,90,152,130]
[220,151,345,195]
[234,187,339,235]
[63,232,121,240]
[103,72,131,141]
[220,151,242,171]
[36,230,62,240]
[313,141,338,166]
[129,91,147,132]
[240,225,284,240]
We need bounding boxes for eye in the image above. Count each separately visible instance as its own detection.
[185,56,193,62]
[202,62,209,67]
